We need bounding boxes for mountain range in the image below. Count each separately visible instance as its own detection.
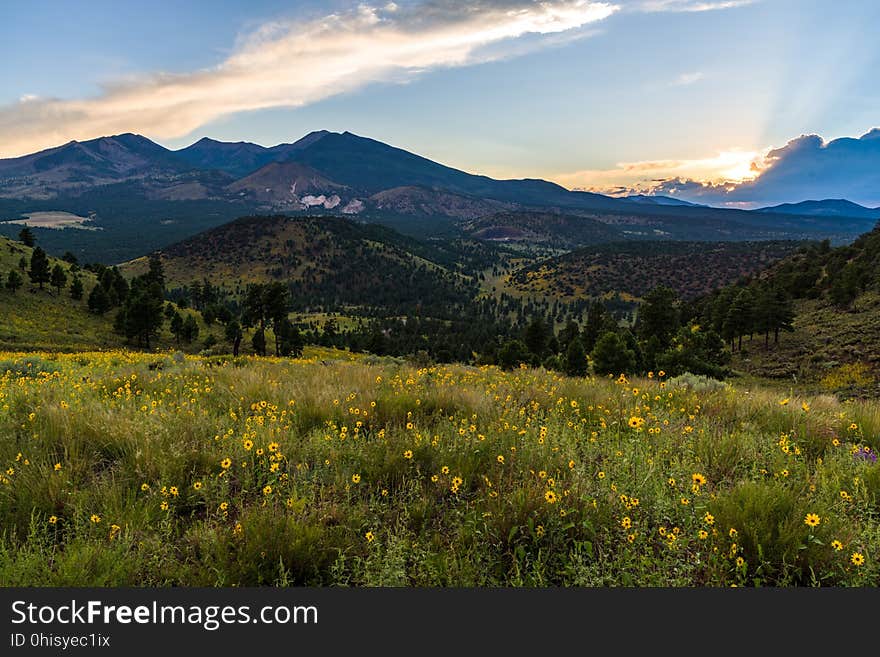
[757,199,880,220]
[0,130,623,213]
[0,130,877,264]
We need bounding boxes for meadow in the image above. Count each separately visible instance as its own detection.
[0,348,877,586]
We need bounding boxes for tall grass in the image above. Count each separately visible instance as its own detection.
[0,349,876,586]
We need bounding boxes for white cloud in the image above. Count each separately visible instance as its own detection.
[671,71,704,86]
[636,0,758,11]
[0,1,618,157]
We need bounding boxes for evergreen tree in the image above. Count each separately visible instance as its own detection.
[242,282,291,356]
[753,284,794,349]
[118,280,165,348]
[110,267,130,304]
[146,253,166,289]
[365,327,386,355]
[591,331,636,376]
[657,324,730,378]
[18,257,27,272]
[69,276,83,300]
[50,264,67,294]
[170,312,184,344]
[242,283,269,337]
[275,317,304,357]
[87,283,112,314]
[202,305,217,325]
[252,328,267,357]
[636,286,680,349]
[710,287,738,334]
[557,319,580,352]
[564,337,588,376]
[322,318,339,347]
[28,247,50,290]
[829,264,860,307]
[769,287,795,345]
[18,227,35,247]
[225,320,243,356]
[642,335,662,373]
[582,301,607,352]
[181,314,199,344]
[5,270,22,294]
[62,251,78,265]
[264,282,291,357]
[497,339,531,370]
[723,288,755,351]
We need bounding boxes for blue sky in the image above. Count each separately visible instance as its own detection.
[1,1,878,202]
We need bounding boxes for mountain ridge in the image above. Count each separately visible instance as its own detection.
[757,199,880,220]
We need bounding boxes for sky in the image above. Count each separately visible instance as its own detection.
[1,0,879,206]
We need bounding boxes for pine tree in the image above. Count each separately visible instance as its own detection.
[557,319,580,352]
[69,276,84,300]
[146,253,166,289]
[497,339,531,370]
[225,320,243,356]
[18,227,35,247]
[770,287,795,345]
[181,314,199,344]
[523,316,550,361]
[28,247,50,290]
[564,337,588,376]
[724,288,755,351]
[88,284,112,315]
[50,264,67,294]
[829,264,860,307]
[252,328,267,357]
[118,280,165,348]
[6,270,22,294]
[276,317,303,357]
[636,286,680,349]
[591,331,636,376]
[582,301,607,352]
[170,312,184,344]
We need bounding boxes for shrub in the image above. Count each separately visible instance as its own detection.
[820,362,874,390]
[666,372,728,393]
[0,356,61,378]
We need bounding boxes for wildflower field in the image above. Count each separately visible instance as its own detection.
[0,348,878,587]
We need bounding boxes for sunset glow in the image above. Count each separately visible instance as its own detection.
[555,147,767,195]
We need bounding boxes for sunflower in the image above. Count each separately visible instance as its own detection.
[804,513,820,528]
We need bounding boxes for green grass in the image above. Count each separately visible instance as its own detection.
[0,350,877,586]
[0,236,232,353]
[0,237,120,350]
[732,292,880,387]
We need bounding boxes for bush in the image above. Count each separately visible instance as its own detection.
[666,372,728,393]
[820,362,874,390]
[0,356,61,378]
